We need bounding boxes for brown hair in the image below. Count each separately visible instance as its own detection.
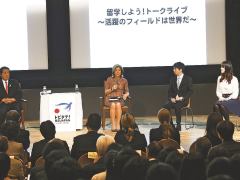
[157,108,171,124]
[220,61,233,84]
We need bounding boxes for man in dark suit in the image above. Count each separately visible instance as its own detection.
[31,120,57,167]
[163,62,193,131]
[0,66,22,125]
[71,113,103,160]
[208,120,240,161]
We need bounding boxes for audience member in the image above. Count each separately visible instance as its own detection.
[180,153,206,180]
[31,120,57,167]
[204,112,223,146]
[0,152,10,180]
[71,113,103,160]
[81,135,115,179]
[189,136,212,159]
[146,162,178,180]
[208,120,240,160]
[5,110,30,151]
[150,108,180,144]
[207,157,232,178]
[230,153,240,180]
[115,113,147,151]
[122,156,149,180]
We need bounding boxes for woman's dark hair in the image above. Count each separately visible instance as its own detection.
[220,61,233,84]
[206,112,223,138]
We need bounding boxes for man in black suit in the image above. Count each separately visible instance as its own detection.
[0,66,22,125]
[208,120,240,161]
[163,62,193,131]
[71,113,103,160]
[31,120,57,167]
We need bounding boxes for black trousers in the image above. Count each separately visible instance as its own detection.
[0,102,21,125]
[163,100,188,125]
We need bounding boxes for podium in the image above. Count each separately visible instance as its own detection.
[40,92,83,132]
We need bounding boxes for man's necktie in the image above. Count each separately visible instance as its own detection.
[177,78,181,89]
[5,81,8,94]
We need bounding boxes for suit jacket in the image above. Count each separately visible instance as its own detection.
[168,75,193,103]
[0,79,22,102]
[31,139,49,167]
[149,125,180,145]
[114,130,147,150]
[71,131,103,160]
[208,140,240,159]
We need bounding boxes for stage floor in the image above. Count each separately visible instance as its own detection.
[26,115,240,153]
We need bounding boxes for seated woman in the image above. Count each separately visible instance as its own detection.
[114,113,147,151]
[149,108,180,145]
[214,61,240,120]
[104,64,129,131]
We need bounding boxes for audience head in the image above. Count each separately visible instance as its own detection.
[42,138,69,159]
[0,152,10,180]
[173,62,185,75]
[180,153,206,180]
[216,120,234,141]
[147,141,163,159]
[146,162,178,180]
[121,113,138,133]
[157,108,171,125]
[96,135,115,157]
[122,156,149,180]
[0,66,10,81]
[5,110,21,123]
[207,175,234,180]
[165,150,184,174]
[1,121,19,141]
[40,120,56,140]
[0,136,8,153]
[112,64,124,77]
[111,147,139,180]
[230,153,240,180]
[86,113,101,131]
[208,146,230,162]
[46,155,79,180]
[45,150,75,180]
[195,137,212,158]
[206,112,223,137]
[207,157,232,178]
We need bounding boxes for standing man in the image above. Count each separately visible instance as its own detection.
[0,66,22,125]
[163,62,193,131]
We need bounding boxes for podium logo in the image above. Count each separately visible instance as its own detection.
[55,102,73,112]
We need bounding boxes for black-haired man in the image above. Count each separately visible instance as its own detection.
[71,113,103,160]
[163,62,193,131]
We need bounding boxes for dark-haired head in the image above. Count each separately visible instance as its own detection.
[5,110,20,122]
[173,62,185,72]
[216,120,234,141]
[40,120,56,140]
[86,113,101,131]
[220,61,233,83]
